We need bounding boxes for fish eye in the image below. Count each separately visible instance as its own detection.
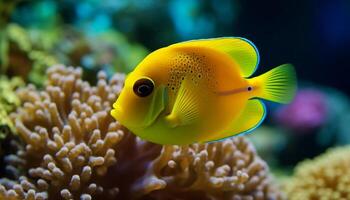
[133,78,154,97]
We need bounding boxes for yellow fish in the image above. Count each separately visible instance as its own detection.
[111,37,297,145]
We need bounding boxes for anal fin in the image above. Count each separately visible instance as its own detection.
[205,99,266,142]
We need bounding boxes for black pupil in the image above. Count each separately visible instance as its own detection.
[133,78,154,97]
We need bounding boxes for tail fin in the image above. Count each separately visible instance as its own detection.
[251,64,297,104]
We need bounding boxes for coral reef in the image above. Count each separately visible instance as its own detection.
[0,75,23,113]
[0,75,23,139]
[0,23,58,83]
[61,31,148,75]
[274,89,328,133]
[1,0,149,87]
[0,65,125,199]
[0,65,282,200]
[1,22,147,85]
[112,135,284,200]
[284,146,350,200]
[272,86,350,167]
[273,87,350,145]
[247,126,287,170]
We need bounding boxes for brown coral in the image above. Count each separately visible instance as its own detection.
[1,65,125,199]
[112,135,283,200]
[0,65,283,200]
[284,146,350,200]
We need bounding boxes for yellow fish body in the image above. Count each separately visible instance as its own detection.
[111,38,297,145]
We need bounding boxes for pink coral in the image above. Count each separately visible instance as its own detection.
[274,89,328,133]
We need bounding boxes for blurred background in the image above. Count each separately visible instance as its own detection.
[1,0,349,178]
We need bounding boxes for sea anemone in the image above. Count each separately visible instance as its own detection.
[284,146,350,200]
[0,65,283,200]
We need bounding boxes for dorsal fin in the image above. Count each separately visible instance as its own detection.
[170,37,260,77]
[203,99,266,142]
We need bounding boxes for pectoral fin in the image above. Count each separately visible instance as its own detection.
[165,77,201,127]
[204,99,266,142]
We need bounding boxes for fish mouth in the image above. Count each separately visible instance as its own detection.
[111,103,123,120]
[110,103,147,129]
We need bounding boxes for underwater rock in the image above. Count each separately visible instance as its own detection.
[0,65,282,200]
[284,146,350,200]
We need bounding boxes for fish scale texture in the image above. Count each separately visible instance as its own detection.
[0,65,283,200]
